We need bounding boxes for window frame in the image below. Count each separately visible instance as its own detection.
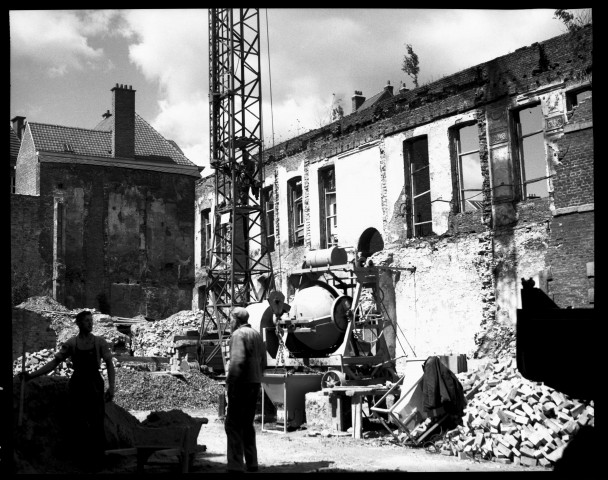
[287,176,304,247]
[452,122,483,213]
[201,208,212,267]
[262,186,275,252]
[512,102,547,200]
[403,135,433,238]
[319,166,338,248]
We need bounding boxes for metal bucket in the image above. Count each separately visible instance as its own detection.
[262,372,324,429]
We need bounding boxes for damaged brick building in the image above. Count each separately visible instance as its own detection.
[11,84,202,319]
[195,26,593,366]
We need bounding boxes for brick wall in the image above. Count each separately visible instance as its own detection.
[11,194,53,305]
[553,99,594,210]
[12,161,196,317]
[545,211,594,308]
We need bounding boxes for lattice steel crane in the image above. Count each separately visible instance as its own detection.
[198,8,275,370]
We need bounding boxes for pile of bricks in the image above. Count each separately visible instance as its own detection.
[434,356,594,468]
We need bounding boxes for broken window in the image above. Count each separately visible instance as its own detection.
[566,87,592,113]
[288,176,304,246]
[404,136,432,237]
[319,167,338,248]
[263,186,275,252]
[201,208,212,266]
[513,103,548,199]
[453,123,484,212]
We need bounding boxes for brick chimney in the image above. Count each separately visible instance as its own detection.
[399,81,409,94]
[111,84,136,158]
[11,116,26,140]
[384,81,394,95]
[352,91,365,113]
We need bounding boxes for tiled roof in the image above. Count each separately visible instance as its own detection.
[356,89,392,112]
[10,126,20,164]
[29,114,196,167]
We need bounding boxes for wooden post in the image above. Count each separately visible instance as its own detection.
[18,339,26,426]
[351,394,363,439]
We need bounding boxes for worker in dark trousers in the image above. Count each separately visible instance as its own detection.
[224,306,266,473]
[21,310,116,471]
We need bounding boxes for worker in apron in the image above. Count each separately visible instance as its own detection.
[21,310,116,470]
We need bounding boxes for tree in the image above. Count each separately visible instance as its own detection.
[401,44,420,89]
[330,93,344,122]
[554,8,592,33]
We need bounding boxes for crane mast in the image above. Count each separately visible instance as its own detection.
[199,8,275,369]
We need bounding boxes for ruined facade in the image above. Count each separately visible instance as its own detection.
[194,26,593,366]
[11,85,202,319]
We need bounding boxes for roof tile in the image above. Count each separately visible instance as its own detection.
[29,114,196,167]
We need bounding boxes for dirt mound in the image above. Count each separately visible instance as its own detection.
[113,368,223,411]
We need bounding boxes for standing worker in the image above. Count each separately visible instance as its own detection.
[20,310,115,470]
[224,306,265,473]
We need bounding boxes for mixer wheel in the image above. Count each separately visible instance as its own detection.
[331,295,353,332]
[321,370,347,389]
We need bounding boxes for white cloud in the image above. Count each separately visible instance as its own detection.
[9,10,115,76]
[119,9,208,165]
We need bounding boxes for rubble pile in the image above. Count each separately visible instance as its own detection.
[112,368,223,411]
[424,356,594,468]
[16,296,131,352]
[13,348,119,377]
[130,310,201,357]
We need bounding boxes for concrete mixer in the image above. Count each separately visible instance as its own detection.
[245,247,398,430]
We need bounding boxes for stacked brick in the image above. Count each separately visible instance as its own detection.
[434,356,594,467]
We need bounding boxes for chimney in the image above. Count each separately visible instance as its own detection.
[399,81,409,94]
[351,90,365,113]
[111,84,136,158]
[384,81,394,96]
[11,116,26,140]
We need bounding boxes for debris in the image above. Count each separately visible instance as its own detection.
[426,356,594,469]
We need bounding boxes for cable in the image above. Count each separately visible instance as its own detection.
[264,8,282,291]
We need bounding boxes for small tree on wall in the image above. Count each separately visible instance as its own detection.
[402,44,420,89]
[554,8,592,33]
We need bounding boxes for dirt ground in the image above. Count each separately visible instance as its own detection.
[99,408,549,474]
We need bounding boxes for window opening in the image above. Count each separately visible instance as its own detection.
[514,104,547,199]
[454,124,483,212]
[201,208,212,266]
[288,177,304,246]
[263,186,275,252]
[404,136,432,237]
[566,87,592,111]
[320,167,338,248]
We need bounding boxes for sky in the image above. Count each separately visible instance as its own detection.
[9,8,585,176]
